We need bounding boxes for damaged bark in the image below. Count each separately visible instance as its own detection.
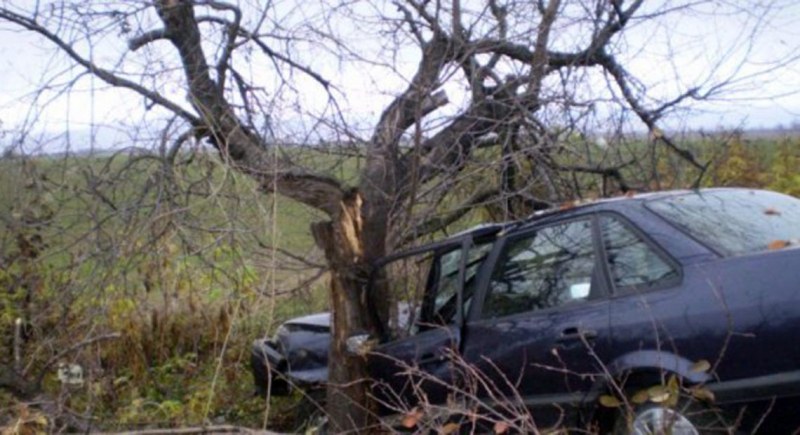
[311,190,376,432]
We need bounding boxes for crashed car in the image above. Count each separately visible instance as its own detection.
[252,188,800,432]
[251,311,330,396]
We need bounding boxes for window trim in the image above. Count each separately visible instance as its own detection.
[596,211,683,295]
[472,214,609,321]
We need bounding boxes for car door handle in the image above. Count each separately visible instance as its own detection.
[557,327,598,343]
[418,352,445,366]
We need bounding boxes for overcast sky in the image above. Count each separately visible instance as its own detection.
[1,1,799,154]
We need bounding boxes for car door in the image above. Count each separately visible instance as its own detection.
[601,206,800,393]
[598,212,695,379]
[367,239,494,408]
[462,215,613,426]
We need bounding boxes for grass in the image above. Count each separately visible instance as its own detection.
[0,149,334,430]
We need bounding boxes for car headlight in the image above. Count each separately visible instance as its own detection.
[275,324,290,341]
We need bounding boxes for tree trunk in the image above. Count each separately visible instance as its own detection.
[311,190,378,432]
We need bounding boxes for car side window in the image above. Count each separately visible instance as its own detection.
[600,215,679,291]
[376,241,494,339]
[483,218,596,319]
[426,242,493,325]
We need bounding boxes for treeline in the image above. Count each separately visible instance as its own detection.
[702,134,800,196]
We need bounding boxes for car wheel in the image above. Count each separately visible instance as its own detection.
[625,404,698,434]
[613,399,731,435]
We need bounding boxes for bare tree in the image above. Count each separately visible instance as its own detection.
[0,0,797,431]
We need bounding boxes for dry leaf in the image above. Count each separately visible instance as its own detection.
[494,421,510,434]
[665,391,679,408]
[768,240,790,250]
[690,386,716,403]
[667,375,680,393]
[631,389,650,404]
[665,376,680,406]
[441,422,460,434]
[690,359,711,373]
[599,394,622,408]
[401,408,423,429]
[764,208,781,216]
[647,385,670,403]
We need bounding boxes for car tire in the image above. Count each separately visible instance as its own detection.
[612,396,732,435]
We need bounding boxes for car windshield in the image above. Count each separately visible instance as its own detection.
[646,189,800,257]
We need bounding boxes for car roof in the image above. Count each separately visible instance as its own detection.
[399,188,762,254]
[510,187,760,230]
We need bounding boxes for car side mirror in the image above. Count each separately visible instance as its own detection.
[569,283,591,300]
[346,333,375,356]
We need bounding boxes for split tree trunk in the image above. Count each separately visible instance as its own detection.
[311,190,379,433]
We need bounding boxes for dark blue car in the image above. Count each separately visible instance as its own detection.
[252,188,800,433]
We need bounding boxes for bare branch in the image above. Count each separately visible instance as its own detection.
[370,35,453,150]
[201,0,243,92]
[546,158,637,194]
[403,187,500,243]
[93,425,267,435]
[396,2,425,45]
[248,35,332,90]
[0,9,199,123]
[128,28,169,51]
[526,0,561,101]
[597,52,706,171]
[154,0,345,215]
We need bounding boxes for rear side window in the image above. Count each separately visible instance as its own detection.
[647,190,800,257]
[600,215,679,291]
[483,218,595,319]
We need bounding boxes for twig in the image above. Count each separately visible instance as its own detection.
[14,317,23,373]
[91,426,277,435]
[403,187,500,243]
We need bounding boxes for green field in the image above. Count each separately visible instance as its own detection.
[0,150,337,430]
